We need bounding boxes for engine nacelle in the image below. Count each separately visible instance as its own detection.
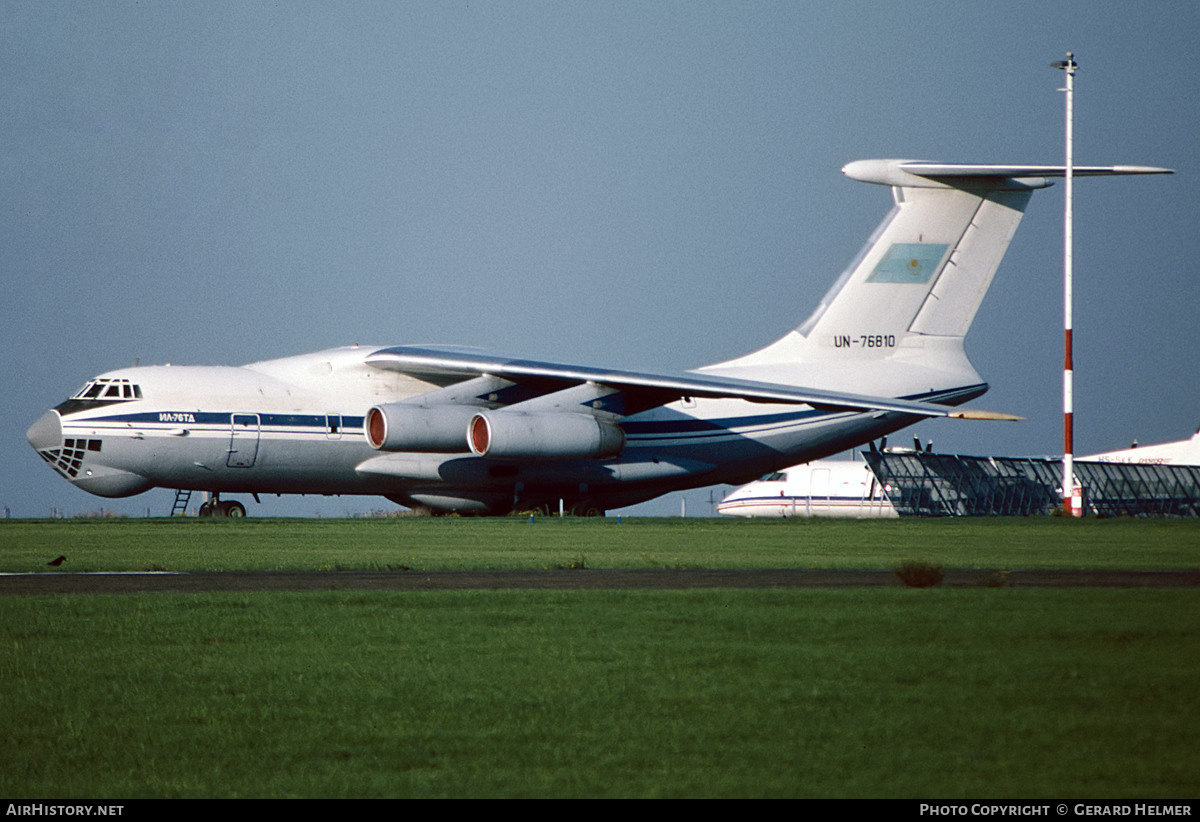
[365,403,476,452]
[468,410,625,460]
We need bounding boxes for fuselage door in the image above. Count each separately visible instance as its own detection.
[807,467,830,516]
[326,414,342,440]
[227,414,261,468]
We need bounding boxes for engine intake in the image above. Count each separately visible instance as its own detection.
[365,403,476,452]
[468,410,625,460]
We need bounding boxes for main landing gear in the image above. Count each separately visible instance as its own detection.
[569,501,606,517]
[198,494,247,518]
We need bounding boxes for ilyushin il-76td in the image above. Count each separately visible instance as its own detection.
[28,159,1169,516]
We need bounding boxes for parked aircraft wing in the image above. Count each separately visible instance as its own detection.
[364,345,1009,419]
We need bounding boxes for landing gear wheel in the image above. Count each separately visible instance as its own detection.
[569,501,606,517]
[199,498,246,518]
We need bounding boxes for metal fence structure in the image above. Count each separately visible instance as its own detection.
[862,451,1200,518]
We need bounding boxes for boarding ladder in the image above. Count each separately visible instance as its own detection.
[170,489,192,516]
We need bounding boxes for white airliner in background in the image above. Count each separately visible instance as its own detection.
[1087,427,1200,466]
[717,427,1200,519]
[716,455,900,519]
[27,159,1169,516]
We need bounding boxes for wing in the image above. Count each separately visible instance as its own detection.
[365,345,1013,420]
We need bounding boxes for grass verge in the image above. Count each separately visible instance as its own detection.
[2,516,1199,572]
[2,588,1197,798]
[2,517,1197,798]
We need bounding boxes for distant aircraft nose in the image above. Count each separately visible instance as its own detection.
[26,409,62,453]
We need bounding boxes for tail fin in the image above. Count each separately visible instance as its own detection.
[710,160,1171,388]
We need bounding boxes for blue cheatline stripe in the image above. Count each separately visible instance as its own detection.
[67,411,366,430]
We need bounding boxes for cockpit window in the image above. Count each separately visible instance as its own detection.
[71,378,142,402]
[57,378,144,415]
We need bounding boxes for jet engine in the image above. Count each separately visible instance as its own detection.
[467,410,625,460]
[365,403,476,452]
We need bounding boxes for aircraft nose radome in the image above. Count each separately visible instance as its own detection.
[26,410,62,452]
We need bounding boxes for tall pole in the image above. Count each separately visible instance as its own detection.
[1053,52,1079,516]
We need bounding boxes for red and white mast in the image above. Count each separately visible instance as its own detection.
[1053,52,1080,516]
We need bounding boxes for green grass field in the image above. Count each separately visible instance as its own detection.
[2,515,1199,572]
[1,517,1198,798]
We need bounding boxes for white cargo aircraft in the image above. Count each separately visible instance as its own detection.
[28,160,1170,516]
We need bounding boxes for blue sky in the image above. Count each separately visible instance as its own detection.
[3,1,1197,517]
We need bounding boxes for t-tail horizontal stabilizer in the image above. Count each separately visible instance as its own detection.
[843,160,1174,188]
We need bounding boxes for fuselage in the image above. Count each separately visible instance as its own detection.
[26,345,977,515]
